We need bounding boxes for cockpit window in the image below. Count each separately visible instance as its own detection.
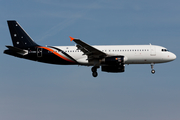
[162,49,168,52]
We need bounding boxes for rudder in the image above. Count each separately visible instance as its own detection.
[7,20,38,49]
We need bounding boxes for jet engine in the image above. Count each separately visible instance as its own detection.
[101,56,125,72]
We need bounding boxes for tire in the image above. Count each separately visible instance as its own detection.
[151,69,155,74]
[92,72,98,77]
[91,67,97,72]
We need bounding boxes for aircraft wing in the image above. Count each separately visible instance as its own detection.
[70,36,107,60]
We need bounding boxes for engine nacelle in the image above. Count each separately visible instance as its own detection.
[102,56,124,65]
[101,65,125,72]
[101,56,125,72]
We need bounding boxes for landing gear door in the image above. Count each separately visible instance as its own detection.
[150,46,156,56]
[37,48,43,57]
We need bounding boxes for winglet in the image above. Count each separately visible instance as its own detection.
[69,36,75,41]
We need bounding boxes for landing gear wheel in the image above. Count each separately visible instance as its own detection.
[91,67,97,72]
[91,66,99,77]
[151,69,155,74]
[92,71,98,77]
[150,63,155,74]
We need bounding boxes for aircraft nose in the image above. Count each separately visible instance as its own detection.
[170,53,176,61]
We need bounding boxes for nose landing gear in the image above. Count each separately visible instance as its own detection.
[151,69,155,74]
[151,63,155,74]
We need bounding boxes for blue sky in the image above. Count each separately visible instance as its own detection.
[0,0,180,120]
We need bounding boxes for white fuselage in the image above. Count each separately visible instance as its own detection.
[51,44,176,66]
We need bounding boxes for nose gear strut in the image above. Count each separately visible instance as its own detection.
[151,63,155,74]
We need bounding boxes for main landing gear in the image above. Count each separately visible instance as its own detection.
[151,63,155,74]
[91,66,99,77]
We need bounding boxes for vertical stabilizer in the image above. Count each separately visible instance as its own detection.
[7,20,38,49]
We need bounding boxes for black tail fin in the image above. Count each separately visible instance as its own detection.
[7,20,39,49]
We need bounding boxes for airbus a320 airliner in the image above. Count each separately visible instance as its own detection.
[4,21,176,77]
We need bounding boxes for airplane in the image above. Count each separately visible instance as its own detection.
[4,20,176,77]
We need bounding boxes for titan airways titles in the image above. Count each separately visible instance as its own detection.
[4,21,176,77]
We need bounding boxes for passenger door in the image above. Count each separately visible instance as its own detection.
[150,46,156,56]
[37,48,43,57]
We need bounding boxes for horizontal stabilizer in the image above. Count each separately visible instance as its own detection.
[6,45,28,55]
